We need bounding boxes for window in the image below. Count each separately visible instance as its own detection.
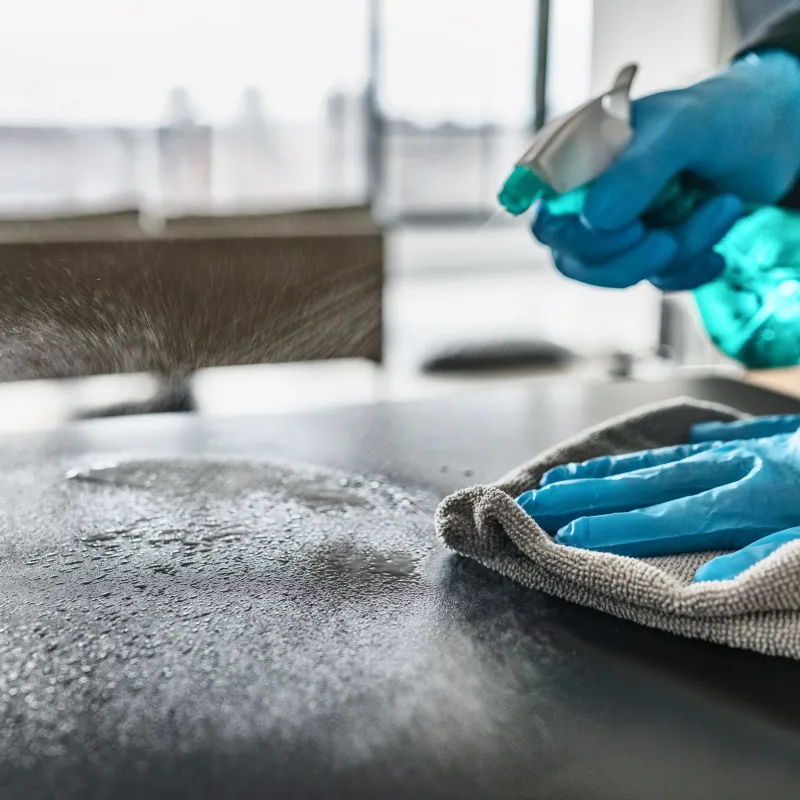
[372,0,544,221]
[0,1,559,220]
[0,0,370,215]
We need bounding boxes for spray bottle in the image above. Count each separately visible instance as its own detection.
[498,64,800,369]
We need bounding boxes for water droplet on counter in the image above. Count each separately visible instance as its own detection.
[367,553,418,578]
[80,531,120,544]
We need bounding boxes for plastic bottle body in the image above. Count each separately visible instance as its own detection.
[698,207,800,368]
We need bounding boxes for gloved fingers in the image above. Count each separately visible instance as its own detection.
[582,97,692,231]
[539,441,718,486]
[691,414,800,443]
[551,491,764,558]
[552,230,678,289]
[693,526,800,582]
[649,251,725,292]
[667,194,744,263]
[647,195,744,292]
[650,195,744,292]
[519,450,750,536]
[532,207,644,263]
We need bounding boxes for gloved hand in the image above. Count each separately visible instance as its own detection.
[516,429,800,581]
[532,50,800,290]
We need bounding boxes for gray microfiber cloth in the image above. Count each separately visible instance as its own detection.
[435,397,800,659]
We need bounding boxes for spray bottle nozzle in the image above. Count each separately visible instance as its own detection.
[497,167,551,216]
[497,63,638,215]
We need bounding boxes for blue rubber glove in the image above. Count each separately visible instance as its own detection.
[691,413,800,443]
[516,431,800,581]
[693,526,800,582]
[532,50,800,290]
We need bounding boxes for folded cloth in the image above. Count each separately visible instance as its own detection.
[435,397,800,659]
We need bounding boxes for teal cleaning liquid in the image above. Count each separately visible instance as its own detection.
[498,167,800,369]
[698,206,800,368]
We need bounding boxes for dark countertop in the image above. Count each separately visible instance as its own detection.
[2,375,800,800]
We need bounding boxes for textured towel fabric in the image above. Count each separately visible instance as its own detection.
[435,397,800,659]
